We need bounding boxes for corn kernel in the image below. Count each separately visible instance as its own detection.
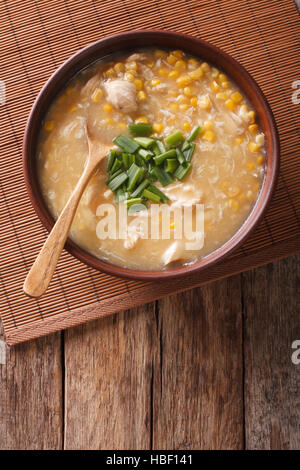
[216,92,227,100]
[256,134,264,147]
[172,50,183,59]
[134,79,143,90]
[246,190,254,201]
[257,154,264,164]
[248,124,258,134]
[212,67,219,78]
[148,62,155,69]
[231,91,243,103]
[168,70,180,79]
[105,117,114,125]
[247,162,255,170]
[183,86,192,96]
[125,72,134,81]
[189,68,203,80]
[44,121,54,131]
[203,120,213,130]
[225,99,235,111]
[199,96,211,109]
[222,81,230,89]
[202,130,215,142]
[125,61,138,71]
[168,89,178,97]
[248,111,255,124]
[105,67,115,78]
[177,75,192,87]
[103,103,113,113]
[118,122,127,130]
[210,80,220,92]
[169,221,176,229]
[219,73,228,83]
[179,103,189,111]
[248,142,259,152]
[136,116,149,124]
[190,96,198,107]
[169,103,178,111]
[235,137,243,146]
[178,94,187,103]
[227,185,240,197]
[158,68,167,76]
[201,62,210,72]
[153,122,164,133]
[68,104,77,113]
[151,78,161,87]
[138,90,147,101]
[114,62,125,73]
[154,49,167,58]
[167,54,177,65]
[229,199,239,211]
[183,121,191,131]
[91,88,103,103]
[188,58,199,68]
[174,60,186,70]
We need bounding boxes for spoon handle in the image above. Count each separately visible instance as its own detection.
[23,161,95,298]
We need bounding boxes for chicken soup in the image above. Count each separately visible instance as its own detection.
[38,48,265,270]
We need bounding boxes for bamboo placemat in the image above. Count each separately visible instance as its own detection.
[1,0,300,346]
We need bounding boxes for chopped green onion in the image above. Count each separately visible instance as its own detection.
[151,166,174,186]
[108,172,128,191]
[128,154,136,168]
[122,153,129,170]
[181,140,191,151]
[115,188,128,203]
[187,125,201,142]
[165,158,179,173]
[176,147,186,164]
[109,157,121,174]
[136,153,148,168]
[124,197,143,208]
[107,149,117,171]
[184,143,195,162]
[174,163,192,181]
[113,134,140,153]
[128,123,153,136]
[138,148,153,161]
[147,184,169,203]
[165,130,184,148]
[134,136,155,148]
[106,168,123,183]
[142,188,161,203]
[127,163,145,192]
[152,139,166,156]
[154,149,177,166]
[130,179,150,198]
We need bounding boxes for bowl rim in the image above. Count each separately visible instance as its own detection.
[23,29,280,281]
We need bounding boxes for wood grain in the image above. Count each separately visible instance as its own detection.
[0,322,62,449]
[243,254,300,450]
[152,276,244,450]
[64,303,156,449]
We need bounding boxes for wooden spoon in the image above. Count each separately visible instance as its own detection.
[23,125,111,298]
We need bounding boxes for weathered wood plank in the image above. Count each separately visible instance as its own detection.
[64,303,156,449]
[243,254,300,449]
[153,276,243,450]
[0,322,62,449]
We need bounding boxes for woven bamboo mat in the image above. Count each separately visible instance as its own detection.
[1,0,300,346]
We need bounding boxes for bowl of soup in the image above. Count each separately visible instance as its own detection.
[23,30,279,280]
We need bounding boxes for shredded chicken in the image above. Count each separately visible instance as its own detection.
[104,79,137,114]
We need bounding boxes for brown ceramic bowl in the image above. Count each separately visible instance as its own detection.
[23,30,279,280]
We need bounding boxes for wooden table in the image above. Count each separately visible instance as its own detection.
[0,254,299,450]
